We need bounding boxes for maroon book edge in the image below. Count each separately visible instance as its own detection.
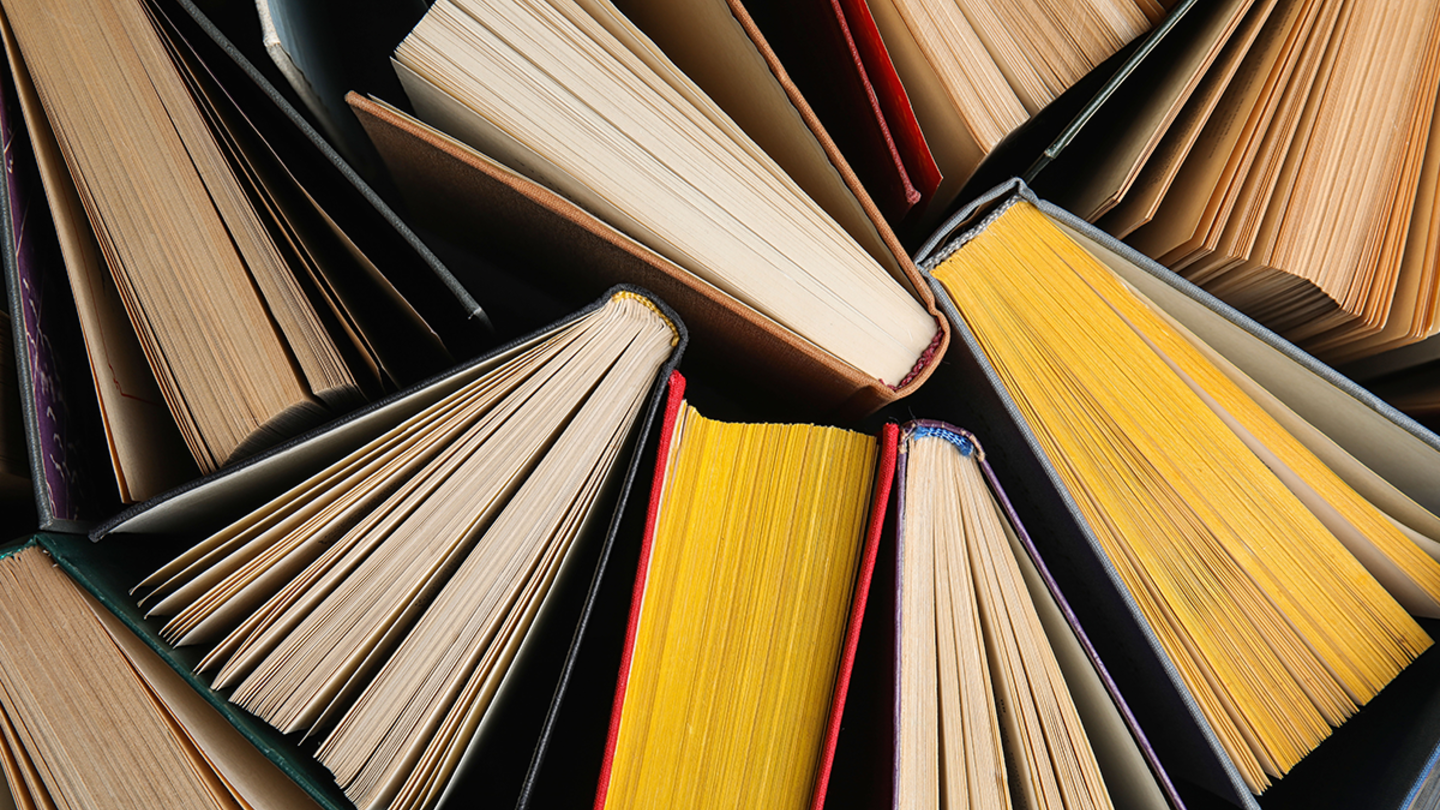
[834,0,940,199]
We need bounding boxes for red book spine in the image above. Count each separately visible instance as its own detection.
[835,0,942,200]
[810,421,898,810]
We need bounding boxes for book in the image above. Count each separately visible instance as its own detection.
[104,288,683,810]
[906,178,1440,809]
[347,94,911,421]
[0,540,324,810]
[1012,0,1440,380]
[863,0,1167,222]
[0,7,139,529]
[1040,0,1266,224]
[599,0,921,268]
[353,0,951,418]
[5,1,1440,807]
[0,0,484,484]
[893,421,1173,810]
[740,0,942,226]
[154,0,489,351]
[2,0,371,471]
[0,0,488,528]
[0,4,200,506]
[595,370,893,810]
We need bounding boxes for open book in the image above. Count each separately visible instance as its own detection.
[734,0,942,226]
[596,371,893,810]
[123,289,681,810]
[0,0,465,500]
[1,0,488,532]
[1011,0,1440,377]
[353,0,951,417]
[0,540,325,810]
[893,421,1173,810]
[862,0,1167,223]
[911,179,1440,808]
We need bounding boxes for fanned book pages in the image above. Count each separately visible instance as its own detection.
[0,0,453,481]
[864,0,1170,219]
[389,0,942,393]
[134,291,678,810]
[896,422,1169,810]
[0,542,324,810]
[1029,0,1440,381]
[922,193,1440,800]
[595,373,893,810]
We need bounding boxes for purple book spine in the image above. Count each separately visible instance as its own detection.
[3,65,80,521]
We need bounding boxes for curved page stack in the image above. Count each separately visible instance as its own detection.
[1041,0,1440,369]
[391,0,939,391]
[0,543,324,810]
[135,291,678,810]
[897,423,1146,810]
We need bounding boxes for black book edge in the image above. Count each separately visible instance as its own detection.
[950,0,1200,224]
[162,0,490,334]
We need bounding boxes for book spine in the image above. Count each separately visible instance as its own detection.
[809,421,898,810]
